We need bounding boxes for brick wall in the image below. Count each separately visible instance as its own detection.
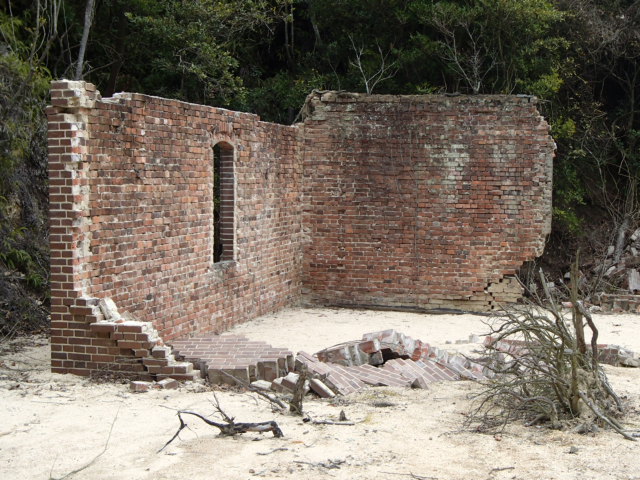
[47,83,554,378]
[47,81,303,376]
[300,92,554,311]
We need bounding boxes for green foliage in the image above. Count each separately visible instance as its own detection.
[242,69,329,124]
[80,0,291,106]
[0,223,47,293]
[410,0,567,95]
[0,13,51,194]
[551,117,577,141]
[0,6,51,331]
[552,207,582,235]
[525,69,564,99]
[122,1,242,103]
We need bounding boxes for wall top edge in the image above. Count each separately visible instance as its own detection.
[49,80,538,131]
[50,79,300,129]
[303,89,538,106]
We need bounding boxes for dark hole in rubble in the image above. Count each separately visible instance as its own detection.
[380,348,409,363]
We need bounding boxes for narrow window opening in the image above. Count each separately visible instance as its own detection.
[213,142,235,263]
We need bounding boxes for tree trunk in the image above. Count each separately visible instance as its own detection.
[104,11,128,96]
[305,0,323,48]
[613,216,629,264]
[74,0,96,80]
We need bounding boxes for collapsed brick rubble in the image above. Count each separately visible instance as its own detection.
[170,329,487,397]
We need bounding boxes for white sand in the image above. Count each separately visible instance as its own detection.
[1,308,639,480]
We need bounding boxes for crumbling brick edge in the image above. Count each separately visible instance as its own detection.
[60,297,198,381]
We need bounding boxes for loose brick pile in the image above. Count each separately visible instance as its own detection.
[47,81,555,379]
[484,335,640,368]
[296,329,486,396]
[599,294,640,313]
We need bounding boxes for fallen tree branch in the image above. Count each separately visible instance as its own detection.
[159,397,284,453]
[309,419,355,426]
[303,414,355,426]
[257,447,289,456]
[489,466,515,473]
[294,458,345,469]
[380,472,438,480]
[159,411,283,452]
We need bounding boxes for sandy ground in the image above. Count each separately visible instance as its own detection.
[1,307,640,480]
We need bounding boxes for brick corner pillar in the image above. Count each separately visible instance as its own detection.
[47,80,100,375]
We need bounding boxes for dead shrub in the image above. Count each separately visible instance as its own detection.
[466,267,634,440]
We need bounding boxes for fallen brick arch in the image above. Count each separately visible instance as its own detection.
[47,82,554,378]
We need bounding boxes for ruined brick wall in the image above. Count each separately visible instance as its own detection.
[301,92,554,311]
[47,83,554,377]
[47,81,302,376]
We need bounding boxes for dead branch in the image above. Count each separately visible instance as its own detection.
[159,411,283,452]
[489,466,515,473]
[219,370,287,411]
[348,35,398,94]
[380,472,438,480]
[309,419,355,426]
[159,397,283,453]
[467,265,632,439]
[257,447,288,456]
[303,413,355,426]
[577,391,635,441]
[294,459,345,469]
[574,300,600,370]
[289,366,307,415]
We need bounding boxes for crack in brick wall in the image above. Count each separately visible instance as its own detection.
[47,82,554,378]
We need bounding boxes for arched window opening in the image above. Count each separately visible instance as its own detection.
[213,142,235,263]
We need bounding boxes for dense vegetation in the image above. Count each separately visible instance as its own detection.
[1,0,639,334]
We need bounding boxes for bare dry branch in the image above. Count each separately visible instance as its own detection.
[348,36,398,94]
[159,402,284,453]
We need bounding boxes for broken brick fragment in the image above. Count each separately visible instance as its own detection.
[309,378,335,398]
[130,381,153,393]
[157,378,179,390]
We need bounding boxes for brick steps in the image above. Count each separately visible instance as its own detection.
[170,335,294,385]
[89,320,198,382]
